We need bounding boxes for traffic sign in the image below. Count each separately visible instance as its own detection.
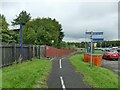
[85,32,91,35]
[92,38,104,42]
[93,32,103,35]
[85,31,104,67]
[86,32,103,35]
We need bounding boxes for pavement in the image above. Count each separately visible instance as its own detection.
[102,59,120,74]
[47,54,91,89]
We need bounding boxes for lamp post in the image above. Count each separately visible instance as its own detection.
[20,24,23,62]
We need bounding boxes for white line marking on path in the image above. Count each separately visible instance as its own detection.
[59,59,62,68]
[60,76,66,90]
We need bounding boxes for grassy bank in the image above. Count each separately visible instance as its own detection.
[70,54,118,88]
[2,59,52,88]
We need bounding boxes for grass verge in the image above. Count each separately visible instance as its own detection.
[94,50,103,54]
[70,54,119,88]
[0,70,2,89]
[2,59,52,88]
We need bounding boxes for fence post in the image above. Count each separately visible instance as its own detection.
[36,45,39,59]
[33,45,35,58]
[3,45,5,66]
[36,45,38,58]
[28,45,32,60]
[38,45,40,59]
[39,45,41,59]
[13,44,17,63]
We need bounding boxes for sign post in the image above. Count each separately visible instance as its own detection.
[85,31,103,67]
[90,31,93,66]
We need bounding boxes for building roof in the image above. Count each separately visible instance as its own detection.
[8,25,20,30]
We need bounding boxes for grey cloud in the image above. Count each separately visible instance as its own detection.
[1,1,118,42]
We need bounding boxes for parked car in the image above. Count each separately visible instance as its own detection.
[101,48,112,52]
[105,49,111,52]
[117,48,120,55]
[103,50,119,60]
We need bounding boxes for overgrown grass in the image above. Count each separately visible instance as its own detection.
[70,54,119,88]
[2,59,52,88]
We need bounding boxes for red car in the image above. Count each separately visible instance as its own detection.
[103,50,119,60]
[117,48,120,55]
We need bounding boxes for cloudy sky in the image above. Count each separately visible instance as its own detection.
[0,0,119,42]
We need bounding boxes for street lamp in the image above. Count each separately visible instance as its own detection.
[20,24,23,62]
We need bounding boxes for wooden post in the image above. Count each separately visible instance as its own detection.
[13,44,17,63]
[38,45,40,59]
[33,45,35,58]
[37,45,39,58]
[28,45,31,60]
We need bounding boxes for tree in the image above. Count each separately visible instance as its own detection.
[0,14,16,44]
[11,10,31,26]
[22,17,64,47]
[0,14,8,30]
[58,31,64,48]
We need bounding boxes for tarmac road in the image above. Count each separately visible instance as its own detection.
[47,54,91,89]
[102,59,119,74]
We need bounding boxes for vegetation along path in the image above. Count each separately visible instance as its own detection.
[2,59,52,88]
[47,54,90,89]
[70,53,119,88]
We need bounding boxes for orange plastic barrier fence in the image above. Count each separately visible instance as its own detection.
[84,53,102,66]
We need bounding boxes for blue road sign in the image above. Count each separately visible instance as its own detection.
[86,32,103,35]
[92,38,104,42]
[93,32,103,35]
[85,32,91,35]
